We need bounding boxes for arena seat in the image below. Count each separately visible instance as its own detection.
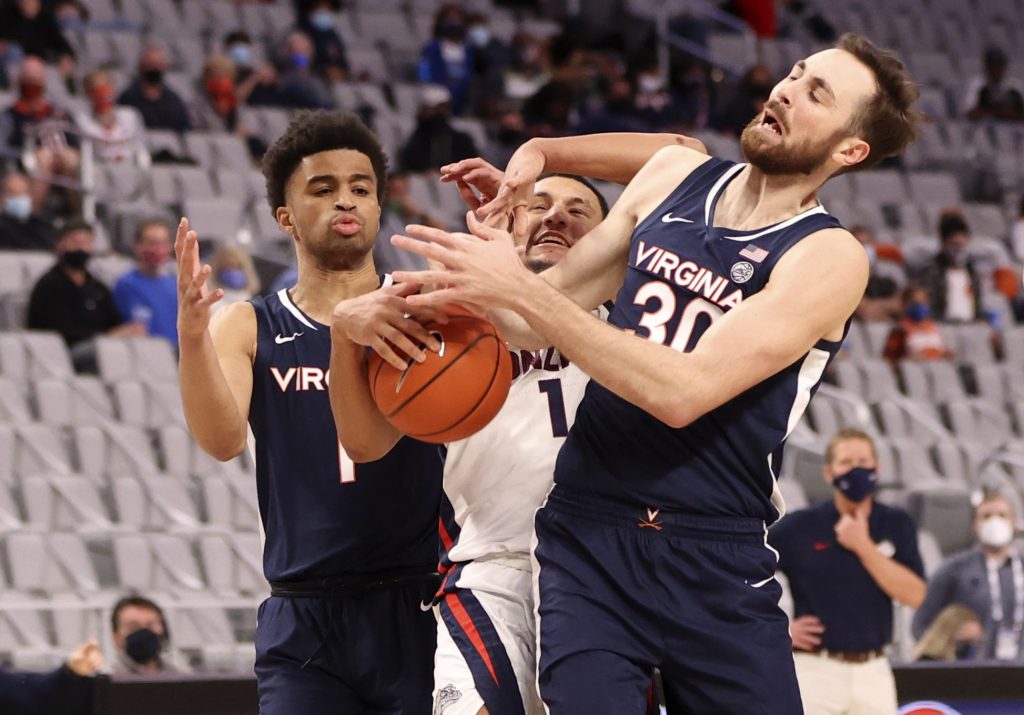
[22,476,113,532]
[35,376,116,427]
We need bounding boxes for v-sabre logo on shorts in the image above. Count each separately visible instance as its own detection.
[639,508,663,531]
[433,683,462,714]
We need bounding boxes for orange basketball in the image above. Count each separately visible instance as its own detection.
[368,313,512,443]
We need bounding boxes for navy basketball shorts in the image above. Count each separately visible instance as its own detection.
[532,485,802,715]
[254,579,437,714]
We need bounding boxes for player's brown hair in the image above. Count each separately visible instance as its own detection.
[824,427,877,464]
[836,33,923,172]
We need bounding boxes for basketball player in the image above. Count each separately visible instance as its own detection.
[389,34,922,712]
[176,110,443,714]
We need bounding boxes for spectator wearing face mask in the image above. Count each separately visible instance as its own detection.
[630,58,699,132]
[75,69,149,166]
[271,31,335,110]
[208,244,260,311]
[465,13,508,117]
[110,595,183,675]
[296,0,348,84]
[0,0,76,81]
[914,604,984,662]
[0,55,80,213]
[883,285,954,363]
[192,55,265,159]
[113,219,178,347]
[769,428,925,715]
[117,45,191,132]
[0,169,55,249]
[399,84,478,173]
[913,489,1024,662]
[418,3,474,115]
[26,219,144,371]
[222,31,281,108]
[916,210,984,323]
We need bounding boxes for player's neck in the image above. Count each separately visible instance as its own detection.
[834,492,872,518]
[714,165,824,230]
[290,255,379,324]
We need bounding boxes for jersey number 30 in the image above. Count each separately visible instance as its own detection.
[634,281,722,351]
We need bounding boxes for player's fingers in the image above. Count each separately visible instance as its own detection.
[387,281,423,298]
[381,325,429,363]
[454,179,481,210]
[403,224,468,248]
[392,235,462,268]
[512,205,530,243]
[405,288,466,309]
[198,288,224,308]
[466,210,512,242]
[394,315,443,352]
[404,304,449,326]
[371,337,412,371]
[392,269,460,286]
[173,217,188,263]
[186,264,212,302]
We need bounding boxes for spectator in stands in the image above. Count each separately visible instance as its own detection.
[855,275,902,323]
[0,639,102,715]
[418,3,474,115]
[53,0,87,33]
[504,29,547,101]
[0,55,80,214]
[913,488,1024,662]
[373,172,447,274]
[400,84,478,173]
[270,31,335,110]
[965,47,1024,123]
[75,69,148,166]
[113,219,178,347]
[26,219,143,371]
[918,210,984,322]
[716,64,775,137]
[631,58,697,132]
[192,55,265,160]
[223,30,282,108]
[883,285,955,363]
[851,223,903,270]
[110,595,180,675]
[571,76,648,135]
[0,169,54,249]
[296,0,348,84]
[118,44,192,132]
[466,12,509,118]
[914,604,984,662]
[209,244,260,311]
[0,0,75,81]
[770,428,925,715]
[521,33,590,137]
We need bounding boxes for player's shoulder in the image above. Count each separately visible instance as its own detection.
[773,224,869,283]
[210,299,257,355]
[646,144,713,173]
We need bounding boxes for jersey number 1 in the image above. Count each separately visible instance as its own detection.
[539,379,568,438]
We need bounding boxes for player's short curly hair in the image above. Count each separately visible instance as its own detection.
[261,110,388,213]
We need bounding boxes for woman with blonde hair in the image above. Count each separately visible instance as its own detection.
[914,604,983,662]
[209,244,260,310]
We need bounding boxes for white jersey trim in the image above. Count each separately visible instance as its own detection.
[276,288,319,331]
[704,163,746,225]
[785,347,831,438]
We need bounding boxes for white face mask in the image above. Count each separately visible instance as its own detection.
[979,516,1016,548]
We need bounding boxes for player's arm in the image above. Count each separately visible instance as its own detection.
[395,145,711,350]
[176,220,254,461]
[329,284,446,462]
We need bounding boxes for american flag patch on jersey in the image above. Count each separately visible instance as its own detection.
[739,244,769,263]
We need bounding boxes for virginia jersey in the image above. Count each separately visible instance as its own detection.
[439,338,595,566]
[556,158,846,524]
[248,287,442,582]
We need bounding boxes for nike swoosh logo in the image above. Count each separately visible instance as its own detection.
[746,576,774,589]
[275,332,303,344]
[419,600,434,612]
[661,213,694,224]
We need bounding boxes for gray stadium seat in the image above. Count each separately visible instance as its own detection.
[898,361,932,401]
[916,529,944,577]
[114,533,206,595]
[931,441,971,487]
[112,380,184,428]
[181,197,246,242]
[34,377,116,427]
[72,424,160,478]
[201,475,259,533]
[0,332,73,380]
[199,533,265,596]
[112,476,202,531]
[852,169,909,205]
[0,481,24,531]
[12,424,73,478]
[6,532,99,594]
[0,376,33,424]
[905,487,974,555]
[22,476,112,532]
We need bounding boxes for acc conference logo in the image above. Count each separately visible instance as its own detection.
[898,703,962,715]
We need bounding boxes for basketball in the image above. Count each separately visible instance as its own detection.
[368,313,513,443]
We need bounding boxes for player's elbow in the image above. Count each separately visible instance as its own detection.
[901,580,927,610]
[654,400,698,430]
[676,135,708,156]
[342,445,386,464]
[202,438,246,463]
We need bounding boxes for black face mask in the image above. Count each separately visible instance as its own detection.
[141,69,164,86]
[125,627,163,664]
[62,249,91,270]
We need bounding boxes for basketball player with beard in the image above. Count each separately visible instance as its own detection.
[176,110,444,714]
[387,34,923,713]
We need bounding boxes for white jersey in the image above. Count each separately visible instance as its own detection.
[439,313,605,565]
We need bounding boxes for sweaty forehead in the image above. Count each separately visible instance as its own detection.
[534,176,601,213]
[292,149,376,188]
[801,48,877,109]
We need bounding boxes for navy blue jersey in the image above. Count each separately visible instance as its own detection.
[769,500,924,651]
[556,158,845,523]
[248,287,442,582]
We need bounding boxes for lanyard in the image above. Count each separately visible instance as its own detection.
[987,552,1024,628]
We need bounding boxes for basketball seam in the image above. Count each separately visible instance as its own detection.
[379,326,499,419]
[408,333,506,438]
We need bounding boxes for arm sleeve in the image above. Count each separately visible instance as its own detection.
[894,512,926,578]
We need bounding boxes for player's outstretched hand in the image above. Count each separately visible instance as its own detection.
[789,615,825,651]
[331,283,449,371]
[440,157,504,213]
[391,212,529,311]
[475,142,544,237]
[66,639,104,676]
[175,217,223,342]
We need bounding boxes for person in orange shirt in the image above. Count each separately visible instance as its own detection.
[883,285,954,362]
